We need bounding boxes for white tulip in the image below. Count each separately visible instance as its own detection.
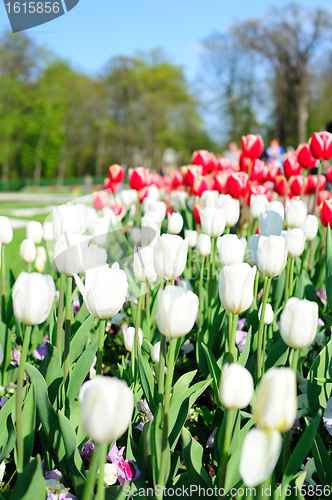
[247,234,259,267]
[258,303,274,325]
[250,195,268,219]
[219,363,254,409]
[43,221,54,242]
[130,227,141,245]
[286,200,307,228]
[218,263,256,314]
[54,234,90,276]
[178,279,192,293]
[196,234,211,257]
[153,234,188,281]
[36,246,47,262]
[167,213,183,235]
[121,189,137,208]
[12,272,55,325]
[217,195,240,227]
[0,216,13,245]
[74,263,128,320]
[259,211,283,236]
[266,201,285,221]
[283,228,306,258]
[92,217,110,246]
[253,367,297,432]
[151,341,161,363]
[133,246,157,282]
[200,207,226,238]
[217,234,246,267]
[302,215,318,242]
[257,235,288,277]
[81,244,108,276]
[156,286,199,339]
[185,230,198,248]
[240,429,282,487]
[141,213,161,247]
[52,203,88,240]
[123,327,143,353]
[35,256,46,274]
[170,190,188,211]
[202,190,219,208]
[103,463,118,486]
[20,239,36,264]
[79,376,133,443]
[280,298,318,349]
[151,201,167,222]
[26,221,43,245]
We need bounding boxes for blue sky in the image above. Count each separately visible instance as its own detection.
[0,0,325,81]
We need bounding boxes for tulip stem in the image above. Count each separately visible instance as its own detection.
[158,334,166,405]
[289,258,294,299]
[312,161,322,216]
[96,320,106,375]
[56,274,65,357]
[261,325,267,376]
[82,442,104,500]
[198,255,205,326]
[254,269,260,302]
[208,238,215,326]
[284,258,291,306]
[63,276,72,388]
[1,244,5,321]
[96,442,108,500]
[158,338,177,496]
[228,312,238,363]
[133,288,144,384]
[145,280,150,328]
[257,276,271,382]
[219,408,236,495]
[15,324,32,473]
[290,348,299,374]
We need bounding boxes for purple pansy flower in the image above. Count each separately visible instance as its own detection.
[34,335,49,361]
[78,441,94,461]
[107,443,141,486]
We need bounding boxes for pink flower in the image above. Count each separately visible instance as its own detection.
[11,349,21,365]
[73,294,80,315]
[107,443,141,486]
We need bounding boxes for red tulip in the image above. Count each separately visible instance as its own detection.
[110,202,123,216]
[306,175,326,195]
[310,132,332,160]
[194,203,203,224]
[108,164,124,183]
[217,157,232,171]
[297,144,317,169]
[186,165,203,186]
[227,172,249,198]
[180,166,189,186]
[250,159,269,182]
[241,134,264,159]
[192,175,209,196]
[139,186,149,203]
[289,175,307,196]
[191,150,213,174]
[104,179,117,193]
[170,170,183,188]
[318,190,331,206]
[268,165,280,182]
[93,191,108,210]
[320,198,332,227]
[129,167,147,190]
[239,152,250,172]
[214,171,230,193]
[283,153,302,178]
[326,166,332,184]
[273,175,288,196]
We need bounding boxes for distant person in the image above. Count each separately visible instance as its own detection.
[265,138,284,168]
[222,142,241,166]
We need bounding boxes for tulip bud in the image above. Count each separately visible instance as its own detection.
[186,165,203,186]
[259,211,283,236]
[247,234,259,267]
[202,190,219,208]
[170,170,183,188]
[129,167,147,190]
[79,376,134,443]
[192,176,209,196]
[258,303,274,325]
[109,164,124,183]
[283,153,301,178]
[36,246,47,262]
[280,298,318,349]
[170,190,188,211]
[196,234,211,257]
[286,200,307,228]
[257,235,287,277]
[74,263,128,320]
[54,234,90,276]
[26,220,43,245]
[151,341,161,363]
[200,207,226,238]
[320,198,332,228]
[218,263,256,314]
[184,230,198,248]
[219,363,254,409]
[191,150,212,174]
[153,234,188,281]
[214,171,230,194]
[0,216,13,245]
[227,172,249,198]
[130,227,141,245]
[123,327,143,353]
[253,367,297,432]
[193,203,203,225]
[217,195,240,227]
[307,175,326,195]
[239,428,282,487]
[217,234,246,267]
[12,272,55,325]
[273,175,287,196]
[289,175,307,196]
[266,201,285,221]
[43,221,54,242]
[310,131,332,160]
[52,204,88,241]
[134,246,157,283]
[250,195,268,219]
[167,213,183,235]
[93,191,108,211]
[241,134,264,159]
[282,228,306,258]
[35,256,46,274]
[297,143,317,169]
[81,244,108,276]
[302,215,318,241]
[20,239,36,264]
[156,286,199,338]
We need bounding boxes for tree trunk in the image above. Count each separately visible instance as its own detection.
[95,122,106,177]
[297,89,308,144]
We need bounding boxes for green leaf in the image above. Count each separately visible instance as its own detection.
[265,339,289,370]
[271,267,287,311]
[307,340,332,416]
[0,389,22,463]
[150,403,167,487]
[181,427,211,489]
[39,343,63,407]
[238,327,252,368]
[0,322,12,386]
[9,455,46,500]
[66,339,98,410]
[294,270,311,299]
[171,370,196,407]
[70,315,94,363]
[311,432,332,486]
[246,299,259,336]
[22,384,36,467]
[326,224,332,314]
[138,350,157,414]
[58,412,86,497]
[202,344,221,407]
